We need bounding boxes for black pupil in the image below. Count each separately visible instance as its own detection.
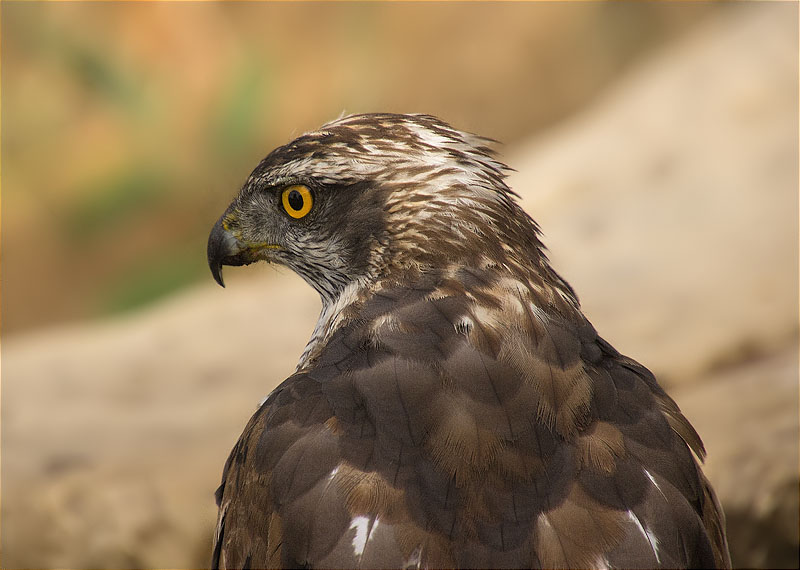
[288,190,304,211]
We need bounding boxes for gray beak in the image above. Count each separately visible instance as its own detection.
[207,215,246,288]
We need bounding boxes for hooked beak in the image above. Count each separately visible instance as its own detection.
[207,212,282,287]
[207,215,247,288]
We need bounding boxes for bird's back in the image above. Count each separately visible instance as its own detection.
[212,268,729,569]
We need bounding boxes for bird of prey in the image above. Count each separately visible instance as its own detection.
[207,113,730,569]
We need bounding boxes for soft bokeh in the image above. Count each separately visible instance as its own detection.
[2,3,798,569]
[3,1,714,334]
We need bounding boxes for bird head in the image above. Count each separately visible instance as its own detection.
[208,113,550,304]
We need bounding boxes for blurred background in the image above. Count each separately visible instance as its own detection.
[2,1,717,333]
[2,2,797,568]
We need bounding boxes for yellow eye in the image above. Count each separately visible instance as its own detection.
[281,185,313,219]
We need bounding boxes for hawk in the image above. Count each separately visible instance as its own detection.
[206,113,730,569]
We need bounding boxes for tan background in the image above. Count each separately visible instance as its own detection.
[2,3,798,568]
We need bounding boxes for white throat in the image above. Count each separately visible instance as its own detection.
[295,278,367,371]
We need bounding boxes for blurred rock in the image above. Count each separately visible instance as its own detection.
[675,346,799,569]
[2,272,320,568]
[510,2,797,386]
[2,4,797,568]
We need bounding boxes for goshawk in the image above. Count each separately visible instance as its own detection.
[207,113,730,569]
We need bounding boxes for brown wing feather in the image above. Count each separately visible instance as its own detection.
[213,275,729,568]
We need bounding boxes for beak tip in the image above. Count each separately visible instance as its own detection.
[208,216,233,288]
[211,267,226,288]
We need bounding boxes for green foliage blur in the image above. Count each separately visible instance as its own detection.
[1,2,720,334]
